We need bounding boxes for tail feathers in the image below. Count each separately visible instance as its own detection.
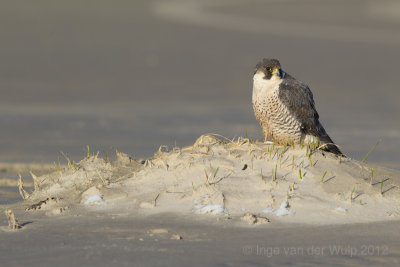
[318,142,344,156]
[318,134,345,157]
[313,122,345,157]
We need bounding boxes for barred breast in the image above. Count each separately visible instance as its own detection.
[266,88,302,143]
[253,85,302,144]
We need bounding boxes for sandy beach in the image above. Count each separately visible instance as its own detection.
[13,134,399,225]
[1,0,400,266]
[1,135,400,265]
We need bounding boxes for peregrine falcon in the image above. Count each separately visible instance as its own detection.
[252,58,343,155]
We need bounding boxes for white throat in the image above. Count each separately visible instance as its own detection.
[252,72,282,98]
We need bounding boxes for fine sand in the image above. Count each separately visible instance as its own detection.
[2,134,399,226]
[1,134,400,266]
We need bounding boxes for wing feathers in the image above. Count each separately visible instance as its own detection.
[278,75,319,134]
[279,74,344,156]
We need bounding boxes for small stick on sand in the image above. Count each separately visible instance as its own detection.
[4,209,22,230]
[154,193,160,207]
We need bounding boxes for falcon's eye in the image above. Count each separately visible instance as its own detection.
[265,67,271,72]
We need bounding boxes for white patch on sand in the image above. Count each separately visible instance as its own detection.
[194,204,228,215]
[193,194,228,215]
[84,194,104,205]
[81,186,105,205]
[275,201,294,216]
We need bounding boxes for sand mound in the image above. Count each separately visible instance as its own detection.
[16,134,400,225]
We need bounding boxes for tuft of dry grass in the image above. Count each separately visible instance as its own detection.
[60,151,72,169]
[18,174,30,200]
[4,209,21,230]
[30,171,40,190]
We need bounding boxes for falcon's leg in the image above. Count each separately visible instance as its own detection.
[263,129,272,143]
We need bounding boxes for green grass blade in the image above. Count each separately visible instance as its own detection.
[362,139,381,163]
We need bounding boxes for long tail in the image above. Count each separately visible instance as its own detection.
[315,122,345,157]
[318,138,344,156]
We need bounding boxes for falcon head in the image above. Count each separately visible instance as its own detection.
[254,58,283,80]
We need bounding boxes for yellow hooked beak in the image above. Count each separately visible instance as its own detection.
[272,67,280,76]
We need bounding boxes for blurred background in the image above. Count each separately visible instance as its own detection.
[1,0,399,169]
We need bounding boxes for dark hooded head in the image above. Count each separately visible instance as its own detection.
[254,58,283,79]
